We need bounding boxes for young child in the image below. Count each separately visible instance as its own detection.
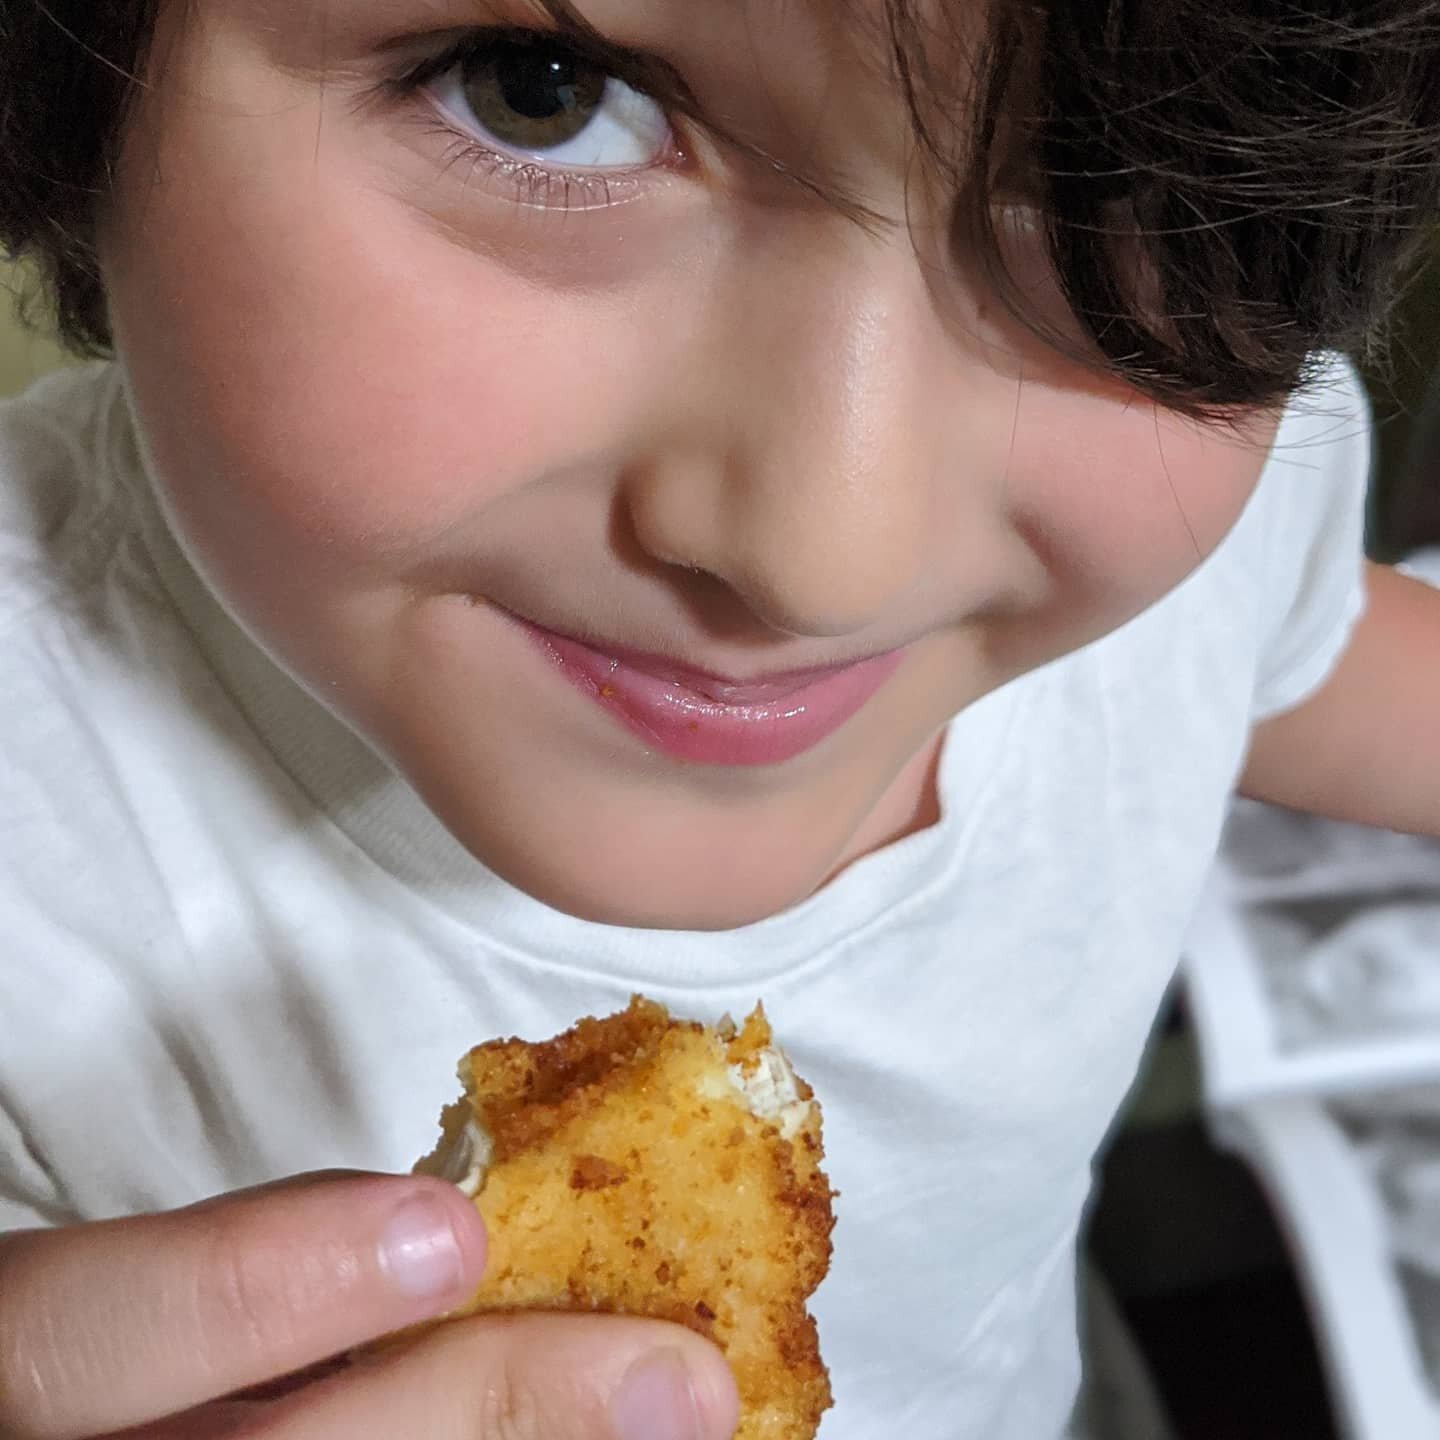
[2,2,1439,1438]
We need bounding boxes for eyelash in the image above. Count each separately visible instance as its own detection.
[380,26,679,211]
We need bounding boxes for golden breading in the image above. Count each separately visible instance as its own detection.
[416,996,835,1440]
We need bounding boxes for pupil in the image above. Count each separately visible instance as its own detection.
[499,50,581,121]
[466,40,606,151]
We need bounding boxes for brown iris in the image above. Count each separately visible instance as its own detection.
[463,40,607,151]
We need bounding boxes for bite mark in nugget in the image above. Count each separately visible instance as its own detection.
[417,996,835,1440]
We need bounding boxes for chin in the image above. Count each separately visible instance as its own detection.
[512,861,807,933]
[468,830,819,934]
[402,745,848,934]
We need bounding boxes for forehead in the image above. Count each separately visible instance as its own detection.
[218,0,979,88]
[532,0,984,83]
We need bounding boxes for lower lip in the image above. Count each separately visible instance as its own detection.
[512,619,903,766]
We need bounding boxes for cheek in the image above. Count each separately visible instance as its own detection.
[102,108,649,597]
[1007,384,1270,623]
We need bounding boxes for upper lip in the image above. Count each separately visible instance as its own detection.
[609,645,873,703]
[510,611,893,703]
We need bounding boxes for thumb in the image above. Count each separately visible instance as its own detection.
[0,1172,486,1440]
[269,1310,741,1440]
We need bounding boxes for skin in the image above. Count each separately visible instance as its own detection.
[99,0,1279,931]
[1241,559,1440,832]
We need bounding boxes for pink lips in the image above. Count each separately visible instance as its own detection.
[512,617,903,766]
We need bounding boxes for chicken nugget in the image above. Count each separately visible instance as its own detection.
[417,995,835,1440]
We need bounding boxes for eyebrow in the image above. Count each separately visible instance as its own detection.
[521,0,891,226]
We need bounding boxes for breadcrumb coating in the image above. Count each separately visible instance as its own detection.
[417,996,835,1440]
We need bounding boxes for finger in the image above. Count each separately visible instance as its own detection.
[229,1356,352,1401]
[102,1356,355,1438]
[103,1400,266,1440]
[255,1312,740,1440]
[0,1173,485,1440]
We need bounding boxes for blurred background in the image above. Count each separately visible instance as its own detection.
[0,263,68,398]
[5,240,1440,1440]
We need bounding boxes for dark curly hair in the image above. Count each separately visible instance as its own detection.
[2,0,1439,418]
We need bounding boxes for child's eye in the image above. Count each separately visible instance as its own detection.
[424,33,672,172]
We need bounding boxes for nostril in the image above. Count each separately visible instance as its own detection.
[611,472,718,583]
[618,449,927,640]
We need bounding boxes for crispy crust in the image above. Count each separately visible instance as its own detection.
[418,997,835,1440]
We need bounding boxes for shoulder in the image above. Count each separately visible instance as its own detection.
[1110,353,1373,711]
[1256,351,1373,518]
[0,364,209,897]
[0,362,186,731]
[1025,357,1374,774]
[0,361,126,512]
[1243,353,1374,718]
[0,362,140,630]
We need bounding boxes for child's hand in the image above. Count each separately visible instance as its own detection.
[0,1172,738,1440]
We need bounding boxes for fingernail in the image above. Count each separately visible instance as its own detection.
[377,1196,466,1301]
[610,1348,704,1440]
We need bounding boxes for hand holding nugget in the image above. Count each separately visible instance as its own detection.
[0,1172,736,1440]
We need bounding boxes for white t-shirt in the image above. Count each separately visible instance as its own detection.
[0,360,1371,1439]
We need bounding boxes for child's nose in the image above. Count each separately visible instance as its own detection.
[620,242,957,640]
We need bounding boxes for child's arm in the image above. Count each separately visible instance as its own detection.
[1239,562,1440,836]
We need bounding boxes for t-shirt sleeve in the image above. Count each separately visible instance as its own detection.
[0,1102,71,1232]
[1250,354,1373,722]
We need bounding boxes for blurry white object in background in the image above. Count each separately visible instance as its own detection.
[1399,548,1440,585]
[1352,1118,1440,1277]
[1262,902,1440,1048]
[1207,1099,1440,1440]
[1339,1110,1440,1406]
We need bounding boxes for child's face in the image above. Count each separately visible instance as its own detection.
[101,0,1277,928]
